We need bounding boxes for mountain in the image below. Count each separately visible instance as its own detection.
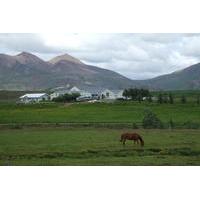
[1,52,200,91]
[141,63,200,90]
[49,53,84,65]
[0,52,138,90]
[0,52,54,90]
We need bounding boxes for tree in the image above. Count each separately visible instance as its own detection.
[181,95,186,104]
[130,88,138,100]
[52,92,80,103]
[197,95,200,105]
[157,93,163,104]
[122,89,129,99]
[147,95,153,103]
[138,93,142,103]
[101,94,105,99]
[169,119,175,129]
[169,93,174,104]
[71,92,81,100]
[52,95,65,102]
[142,110,163,129]
[140,88,150,97]
[163,95,168,103]
[123,88,150,101]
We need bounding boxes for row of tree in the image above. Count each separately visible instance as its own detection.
[122,88,200,104]
[122,88,150,102]
[157,93,200,104]
[142,109,200,129]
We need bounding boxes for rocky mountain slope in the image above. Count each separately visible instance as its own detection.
[140,63,200,90]
[0,52,138,90]
[1,52,200,91]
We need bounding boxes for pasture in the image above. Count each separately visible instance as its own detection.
[0,127,200,165]
[0,101,200,124]
[0,90,200,165]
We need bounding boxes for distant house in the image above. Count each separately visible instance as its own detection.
[71,86,92,98]
[143,96,157,101]
[50,86,125,101]
[19,93,49,103]
[100,89,124,100]
[114,90,124,99]
[50,86,91,100]
[100,89,114,99]
[50,90,70,100]
[70,86,81,93]
[152,96,158,101]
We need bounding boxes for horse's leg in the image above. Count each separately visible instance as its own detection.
[123,139,126,146]
[136,139,139,145]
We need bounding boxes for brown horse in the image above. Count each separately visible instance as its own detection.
[120,133,144,146]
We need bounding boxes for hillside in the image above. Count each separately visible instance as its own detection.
[1,52,200,91]
[0,52,139,90]
[49,53,84,65]
[141,63,200,90]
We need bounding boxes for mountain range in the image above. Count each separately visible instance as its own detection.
[0,52,200,91]
[140,63,200,90]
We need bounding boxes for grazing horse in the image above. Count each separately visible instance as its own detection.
[120,133,144,146]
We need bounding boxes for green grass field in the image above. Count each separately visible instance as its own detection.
[0,101,200,124]
[0,127,200,165]
[0,90,200,165]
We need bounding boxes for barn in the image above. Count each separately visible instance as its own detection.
[19,93,49,103]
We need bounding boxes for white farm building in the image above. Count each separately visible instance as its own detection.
[100,89,124,100]
[50,86,91,100]
[50,86,125,101]
[19,93,49,103]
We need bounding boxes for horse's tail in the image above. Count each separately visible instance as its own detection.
[138,136,144,146]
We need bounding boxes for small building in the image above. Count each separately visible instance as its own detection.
[50,86,91,100]
[50,86,125,101]
[50,90,70,100]
[19,93,49,103]
[143,96,158,101]
[100,89,124,100]
[70,86,81,93]
[114,90,124,99]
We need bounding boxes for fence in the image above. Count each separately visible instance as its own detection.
[0,121,200,129]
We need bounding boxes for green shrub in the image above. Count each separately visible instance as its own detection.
[197,95,200,105]
[182,121,200,129]
[122,88,150,100]
[169,93,174,104]
[181,95,186,104]
[147,95,153,103]
[169,119,175,129]
[132,123,138,129]
[52,92,80,102]
[157,93,163,104]
[142,110,163,129]
[10,125,23,129]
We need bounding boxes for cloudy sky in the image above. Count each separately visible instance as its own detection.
[1,33,200,80]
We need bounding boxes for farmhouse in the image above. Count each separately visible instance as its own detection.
[19,93,49,103]
[100,89,124,100]
[50,86,92,100]
[50,85,125,101]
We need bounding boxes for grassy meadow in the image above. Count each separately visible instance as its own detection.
[0,101,200,124]
[0,90,200,165]
[0,127,200,166]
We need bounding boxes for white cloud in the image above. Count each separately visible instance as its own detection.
[1,33,200,79]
